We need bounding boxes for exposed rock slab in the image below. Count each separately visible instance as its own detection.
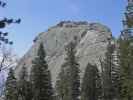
[15,21,112,84]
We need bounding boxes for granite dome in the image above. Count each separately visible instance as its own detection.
[15,21,112,83]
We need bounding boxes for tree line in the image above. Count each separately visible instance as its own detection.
[3,34,133,100]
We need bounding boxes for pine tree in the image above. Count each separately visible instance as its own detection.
[18,65,33,100]
[62,41,80,100]
[118,0,133,99]
[119,38,133,100]
[100,39,118,100]
[30,43,53,100]
[55,64,70,100]
[81,63,100,100]
[56,41,80,100]
[4,68,18,100]
[66,41,80,100]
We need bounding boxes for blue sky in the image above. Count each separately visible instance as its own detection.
[0,0,126,57]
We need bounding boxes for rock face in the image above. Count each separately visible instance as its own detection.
[15,21,112,84]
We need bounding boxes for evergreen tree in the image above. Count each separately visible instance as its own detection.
[30,43,53,100]
[66,42,80,100]
[4,68,18,100]
[57,42,80,100]
[55,64,70,100]
[119,38,133,100]
[100,39,118,100]
[118,0,133,99]
[18,65,33,100]
[81,63,100,100]
[56,41,80,100]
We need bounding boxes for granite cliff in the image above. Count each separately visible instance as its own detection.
[15,21,112,83]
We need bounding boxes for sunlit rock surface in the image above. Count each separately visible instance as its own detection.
[15,21,112,84]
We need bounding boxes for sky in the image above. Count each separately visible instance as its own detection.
[0,0,126,57]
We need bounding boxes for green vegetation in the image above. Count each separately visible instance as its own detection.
[56,41,80,100]
[81,63,100,100]
[30,43,53,100]
[5,68,18,100]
